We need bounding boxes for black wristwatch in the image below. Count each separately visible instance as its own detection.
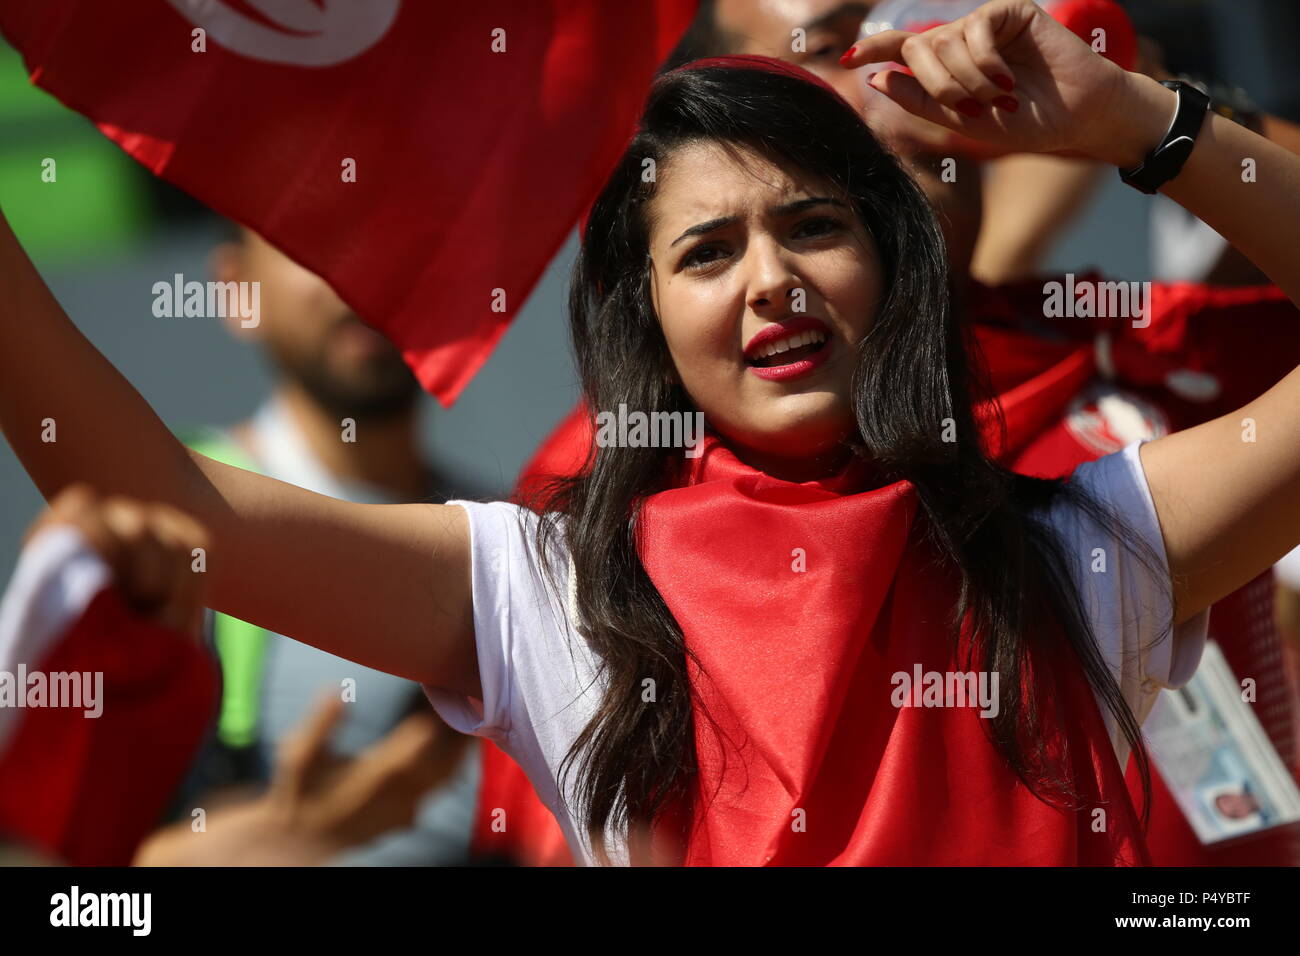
[1118,80,1211,195]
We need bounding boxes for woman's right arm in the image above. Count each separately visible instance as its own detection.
[0,210,479,695]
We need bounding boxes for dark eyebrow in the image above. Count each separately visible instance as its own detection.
[801,1,871,34]
[669,196,847,247]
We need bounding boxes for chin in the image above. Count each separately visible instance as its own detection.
[726,410,857,461]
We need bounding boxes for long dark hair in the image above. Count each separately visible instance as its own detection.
[530,58,1170,863]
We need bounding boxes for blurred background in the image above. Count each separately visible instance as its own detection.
[1,0,1298,567]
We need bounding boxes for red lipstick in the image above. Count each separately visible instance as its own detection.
[743,315,833,382]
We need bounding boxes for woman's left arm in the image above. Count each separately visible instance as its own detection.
[847,0,1300,624]
[1079,96,1300,626]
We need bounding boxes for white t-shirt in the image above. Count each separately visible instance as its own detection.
[424,439,1210,866]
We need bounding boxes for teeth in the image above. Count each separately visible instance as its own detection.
[755,329,825,359]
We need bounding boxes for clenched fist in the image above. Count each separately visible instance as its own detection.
[25,483,211,637]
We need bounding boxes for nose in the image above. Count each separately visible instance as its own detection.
[745,239,804,313]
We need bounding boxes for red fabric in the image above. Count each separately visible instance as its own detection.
[968,276,1300,472]
[0,586,215,866]
[0,0,696,407]
[1043,1,1138,70]
[636,433,1146,866]
[471,740,574,867]
[479,275,1300,865]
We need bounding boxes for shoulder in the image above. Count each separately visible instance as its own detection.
[445,500,570,595]
[431,500,587,721]
[1036,439,1196,655]
[1062,440,1150,516]
[1036,441,1163,571]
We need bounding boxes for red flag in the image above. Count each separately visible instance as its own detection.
[0,529,215,866]
[0,0,696,406]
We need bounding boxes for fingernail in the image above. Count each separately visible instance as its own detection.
[993,95,1019,113]
[839,45,856,65]
[993,74,1014,92]
[957,98,983,118]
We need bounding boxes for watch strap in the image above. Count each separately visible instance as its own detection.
[1118,80,1211,195]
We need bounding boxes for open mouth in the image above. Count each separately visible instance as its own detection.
[745,331,829,368]
[742,316,835,381]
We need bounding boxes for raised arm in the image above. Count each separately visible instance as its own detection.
[0,210,477,695]
[846,0,1300,624]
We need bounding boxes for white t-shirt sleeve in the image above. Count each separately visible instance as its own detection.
[1040,439,1211,764]
[1276,543,1300,591]
[421,500,564,739]
[420,500,607,863]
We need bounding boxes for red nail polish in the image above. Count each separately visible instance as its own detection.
[839,46,856,65]
[993,74,1014,92]
[957,98,983,118]
[994,95,1019,113]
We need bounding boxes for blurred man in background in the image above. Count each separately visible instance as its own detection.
[169,227,485,866]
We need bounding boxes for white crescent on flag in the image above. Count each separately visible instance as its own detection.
[165,0,401,67]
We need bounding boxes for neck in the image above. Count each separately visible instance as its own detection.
[723,438,858,484]
[272,383,428,500]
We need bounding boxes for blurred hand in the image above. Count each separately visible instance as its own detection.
[24,483,211,637]
[135,691,469,866]
[265,690,469,851]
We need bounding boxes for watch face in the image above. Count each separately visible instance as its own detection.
[1157,134,1198,164]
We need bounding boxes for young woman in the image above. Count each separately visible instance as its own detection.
[1,0,1298,865]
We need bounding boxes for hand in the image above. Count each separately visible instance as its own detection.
[264,691,468,852]
[843,0,1176,167]
[24,484,211,637]
[135,692,468,866]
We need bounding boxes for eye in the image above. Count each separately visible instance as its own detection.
[680,242,729,272]
[803,22,863,61]
[792,216,844,239]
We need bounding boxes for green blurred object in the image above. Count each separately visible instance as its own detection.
[178,426,270,752]
[0,44,148,263]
